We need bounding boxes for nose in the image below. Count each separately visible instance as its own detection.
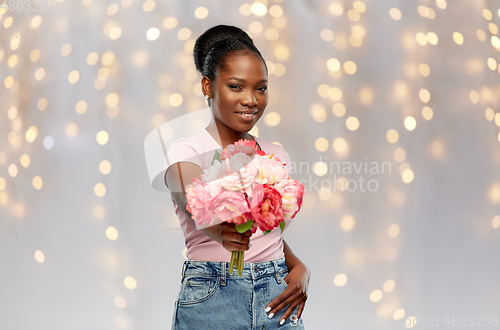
[241,90,258,107]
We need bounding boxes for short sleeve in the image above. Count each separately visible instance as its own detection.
[144,128,204,192]
[166,138,204,169]
[143,107,212,192]
[163,138,204,190]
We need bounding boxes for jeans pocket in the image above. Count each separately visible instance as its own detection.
[178,275,220,306]
[279,270,289,288]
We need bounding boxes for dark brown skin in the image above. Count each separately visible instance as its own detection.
[166,51,310,324]
[202,51,267,150]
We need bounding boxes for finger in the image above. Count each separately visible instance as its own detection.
[227,232,246,244]
[221,234,251,252]
[294,301,305,321]
[222,242,243,252]
[265,290,285,314]
[235,233,250,245]
[222,231,247,244]
[233,235,252,251]
[242,229,253,237]
[221,222,237,232]
[277,291,304,324]
[228,241,250,252]
[266,289,294,317]
[279,301,301,325]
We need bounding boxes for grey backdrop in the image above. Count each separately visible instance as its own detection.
[1,0,500,329]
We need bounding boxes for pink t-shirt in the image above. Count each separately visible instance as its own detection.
[165,128,293,262]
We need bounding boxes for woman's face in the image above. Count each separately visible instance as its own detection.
[203,51,268,133]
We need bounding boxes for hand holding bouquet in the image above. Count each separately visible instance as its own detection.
[185,139,304,276]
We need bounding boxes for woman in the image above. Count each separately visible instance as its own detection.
[165,24,310,329]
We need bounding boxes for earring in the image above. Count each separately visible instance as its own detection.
[205,95,210,100]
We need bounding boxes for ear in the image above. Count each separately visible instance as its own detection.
[201,76,211,98]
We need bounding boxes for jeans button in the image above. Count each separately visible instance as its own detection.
[254,266,258,273]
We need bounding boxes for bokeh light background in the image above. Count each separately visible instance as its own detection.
[1,0,500,329]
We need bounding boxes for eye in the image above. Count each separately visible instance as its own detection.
[229,85,241,90]
[258,86,268,92]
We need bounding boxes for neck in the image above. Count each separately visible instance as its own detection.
[206,118,255,149]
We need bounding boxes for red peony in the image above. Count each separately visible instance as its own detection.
[249,183,284,231]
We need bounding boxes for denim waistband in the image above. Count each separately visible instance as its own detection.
[180,257,288,287]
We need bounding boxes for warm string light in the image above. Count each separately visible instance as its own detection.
[323,1,404,320]
[476,5,500,219]
[0,0,498,327]
[158,0,440,321]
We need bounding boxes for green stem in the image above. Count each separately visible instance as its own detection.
[238,251,244,276]
[229,251,246,276]
[236,251,240,276]
[234,250,239,274]
[229,251,236,275]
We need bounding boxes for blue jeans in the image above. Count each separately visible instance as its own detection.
[171,257,306,329]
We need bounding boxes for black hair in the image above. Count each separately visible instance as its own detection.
[193,24,267,82]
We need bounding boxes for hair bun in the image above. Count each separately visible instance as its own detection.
[193,24,266,82]
[193,25,255,74]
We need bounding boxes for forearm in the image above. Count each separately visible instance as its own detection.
[201,225,222,244]
[171,191,192,219]
[283,239,310,273]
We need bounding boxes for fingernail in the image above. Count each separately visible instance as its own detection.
[265,306,271,312]
[280,319,285,325]
[249,244,252,249]
[293,318,298,324]
[268,312,274,319]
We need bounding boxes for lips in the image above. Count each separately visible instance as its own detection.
[235,111,257,121]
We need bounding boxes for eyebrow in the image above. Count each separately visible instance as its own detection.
[227,77,268,83]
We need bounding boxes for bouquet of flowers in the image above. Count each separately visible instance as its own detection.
[184,138,304,276]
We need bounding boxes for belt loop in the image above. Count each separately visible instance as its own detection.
[181,260,187,283]
[221,261,226,286]
[272,259,282,283]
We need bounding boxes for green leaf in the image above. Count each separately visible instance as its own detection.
[279,221,285,234]
[263,229,272,235]
[211,150,221,165]
[235,219,253,233]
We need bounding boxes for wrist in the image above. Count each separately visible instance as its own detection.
[296,262,311,275]
[201,225,223,244]
[288,260,306,271]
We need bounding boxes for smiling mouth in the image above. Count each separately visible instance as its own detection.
[235,111,257,117]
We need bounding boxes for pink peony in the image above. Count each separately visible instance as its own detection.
[202,155,258,196]
[228,211,253,226]
[219,153,259,191]
[221,139,258,160]
[256,150,266,156]
[254,154,288,185]
[201,159,227,183]
[250,183,284,231]
[209,190,250,222]
[274,179,305,220]
[225,195,253,226]
[234,138,258,149]
[293,181,305,218]
[185,178,214,226]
